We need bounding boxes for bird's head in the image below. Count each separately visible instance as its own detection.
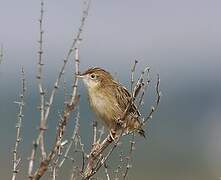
[78,67,114,90]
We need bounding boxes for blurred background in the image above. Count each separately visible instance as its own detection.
[0,0,221,179]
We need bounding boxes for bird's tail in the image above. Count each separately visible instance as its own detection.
[137,127,146,138]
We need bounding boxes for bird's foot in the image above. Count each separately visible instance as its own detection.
[110,129,117,141]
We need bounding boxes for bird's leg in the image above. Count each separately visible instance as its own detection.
[110,120,124,141]
[110,129,117,140]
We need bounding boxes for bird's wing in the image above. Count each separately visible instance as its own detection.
[114,85,141,118]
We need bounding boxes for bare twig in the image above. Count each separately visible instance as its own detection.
[36,0,47,160]
[143,74,161,124]
[62,77,68,106]
[122,134,135,179]
[93,139,120,178]
[113,151,124,180]
[44,0,91,121]
[31,46,82,180]
[130,60,138,93]
[28,1,46,177]
[58,110,81,168]
[12,67,26,180]
[137,68,150,108]
[97,126,105,143]
[104,163,111,180]
[92,121,98,144]
[28,0,91,179]
[83,134,114,179]
[70,48,80,105]
[31,95,80,180]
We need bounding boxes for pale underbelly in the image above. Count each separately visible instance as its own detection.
[89,94,119,129]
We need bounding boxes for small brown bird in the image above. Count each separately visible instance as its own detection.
[79,67,145,137]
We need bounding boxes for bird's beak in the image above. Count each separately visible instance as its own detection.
[76,74,85,79]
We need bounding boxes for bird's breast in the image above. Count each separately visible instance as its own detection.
[88,89,118,128]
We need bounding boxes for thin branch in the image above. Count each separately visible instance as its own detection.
[28,1,46,177]
[104,163,111,180]
[122,134,135,179]
[58,110,81,168]
[36,0,47,160]
[137,68,150,109]
[31,95,80,180]
[44,0,91,121]
[92,121,98,145]
[12,67,26,180]
[62,77,68,106]
[28,1,91,179]
[113,152,124,180]
[31,47,81,180]
[97,126,105,143]
[130,60,138,93]
[87,138,120,180]
[83,134,114,179]
[70,47,80,105]
[143,74,161,124]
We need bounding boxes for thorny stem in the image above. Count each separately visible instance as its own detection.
[44,0,91,121]
[92,121,98,144]
[122,133,135,179]
[70,48,80,105]
[28,1,46,177]
[92,138,120,179]
[36,0,47,160]
[58,111,81,168]
[28,1,91,179]
[130,60,138,93]
[51,48,82,177]
[83,134,114,179]
[143,74,161,124]
[104,163,111,180]
[31,95,80,180]
[31,45,81,180]
[137,68,150,109]
[12,67,26,180]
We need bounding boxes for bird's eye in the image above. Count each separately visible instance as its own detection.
[90,74,96,79]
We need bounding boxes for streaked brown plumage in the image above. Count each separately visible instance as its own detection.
[80,67,145,137]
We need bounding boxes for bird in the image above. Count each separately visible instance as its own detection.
[79,67,145,138]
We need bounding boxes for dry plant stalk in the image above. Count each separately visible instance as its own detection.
[12,67,26,180]
[37,0,47,160]
[28,1,46,176]
[27,0,91,179]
